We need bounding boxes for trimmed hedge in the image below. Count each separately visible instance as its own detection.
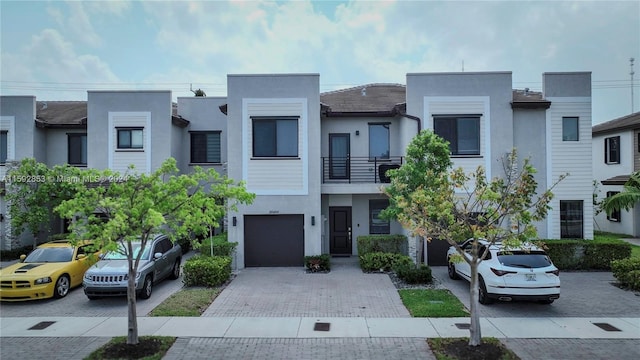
[0,245,34,261]
[357,235,408,257]
[182,255,232,287]
[537,239,631,270]
[304,254,331,272]
[393,262,433,284]
[360,252,412,272]
[611,257,640,290]
[198,233,238,257]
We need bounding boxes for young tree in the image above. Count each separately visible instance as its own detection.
[5,158,87,248]
[386,149,561,346]
[56,158,254,345]
[601,171,640,217]
[380,130,452,261]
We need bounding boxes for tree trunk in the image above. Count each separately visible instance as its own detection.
[468,260,482,346]
[127,266,139,345]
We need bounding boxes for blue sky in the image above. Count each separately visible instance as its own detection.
[1,0,639,125]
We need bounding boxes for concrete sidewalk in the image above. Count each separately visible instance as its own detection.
[1,316,638,339]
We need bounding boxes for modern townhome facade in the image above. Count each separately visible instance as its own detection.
[592,112,640,237]
[1,70,594,267]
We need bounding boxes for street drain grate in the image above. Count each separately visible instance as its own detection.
[455,323,470,330]
[29,321,56,330]
[314,322,331,331]
[593,322,622,332]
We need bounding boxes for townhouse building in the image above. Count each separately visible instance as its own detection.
[0,71,594,267]
[592,112,640,237]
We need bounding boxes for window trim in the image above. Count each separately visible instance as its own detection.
[67,132,87,166]
[251,116,299,158]
[369,199,390,234]
[189,130,222,164]
[560,200,584,239]
[562,117,579,141]
[0,130,7,165]
[606,191,621,222]
[604,136,621,164]
[116,127,144,150]
[433,114,481,156]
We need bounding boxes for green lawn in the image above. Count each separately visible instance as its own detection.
[398,289,469,317]
[148,287,221,316]
[594,231,640,259]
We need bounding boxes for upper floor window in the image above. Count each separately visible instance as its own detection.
[369,123,390,159]
[604,136,620,164]
[560,200,583,239]
[117,128,143,149]
[562,117,579,141]
[0,131,7,164]
[252,117,298,157]
[433,115,480,155]
[191,131,221,163]
[606,191,621,222]
[637,133,640,153]
[369,199,390,234]
[68,133,87,166]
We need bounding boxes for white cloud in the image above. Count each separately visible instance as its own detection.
[47,1,103,47]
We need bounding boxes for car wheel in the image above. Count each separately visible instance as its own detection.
[169,259,181,280]
[138,275,153,299]
[53,275,71,299]
[448,261,460,280]
[478,277,493,305]
[538,299,554,304]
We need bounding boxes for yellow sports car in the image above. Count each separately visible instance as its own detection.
[0,240,100,301]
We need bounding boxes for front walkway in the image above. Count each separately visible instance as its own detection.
[202,257,411,318]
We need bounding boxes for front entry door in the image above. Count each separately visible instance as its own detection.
[329,207,352,255]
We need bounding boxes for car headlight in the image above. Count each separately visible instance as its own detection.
[34,277,52,285]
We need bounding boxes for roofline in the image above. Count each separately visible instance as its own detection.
[320,83,405,96]
[592,112,640,135]
[177,96,227,100]
[87,90,171,94]
[34,118,87,129]
[543,71,592,75]
[227,73,320,77]
[407,71,512,76]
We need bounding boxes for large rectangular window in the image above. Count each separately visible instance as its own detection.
[117,128,143,149]
[0,131,7,164]
[560,200,583,238]
[433,115,480,155]
[604,136,620,164]
[191,131,221,163]
[606,191,621,222]
[252,117,298,157]
[369,123,390,159]
[562,117,579,141]
[68,133,87,166]
[369,199,390,234]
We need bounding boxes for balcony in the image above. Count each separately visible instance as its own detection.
[322,156,404,184]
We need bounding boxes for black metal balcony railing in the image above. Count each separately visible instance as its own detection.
[322,156,404,184]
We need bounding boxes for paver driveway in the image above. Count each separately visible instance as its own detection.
[203,257,411,318]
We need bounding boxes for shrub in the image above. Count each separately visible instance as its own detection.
[394,262,433,284]
[538,240,584,270]
[357,235,408,257]
[182,255,232,287]
[611,257,640,291]
[0,245,33,260]
[360,252,411,272]
[304,254,331,272]
[175,236,193,254]
[584,241,632,270]
[198,233,237,257]
[539,239,632,270]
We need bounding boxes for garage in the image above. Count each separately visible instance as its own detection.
[244,214,305,267]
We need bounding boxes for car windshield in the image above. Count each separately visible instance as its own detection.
[24,247,73,263]
[497,251,552,268]
[103,243,150,260]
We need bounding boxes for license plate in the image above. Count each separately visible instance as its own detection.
[525,274,536,281]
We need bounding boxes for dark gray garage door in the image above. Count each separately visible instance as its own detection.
[244,215,304,267]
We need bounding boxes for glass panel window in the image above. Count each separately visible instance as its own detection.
[191,131,221,163]
[68,133,87,165]
[560,200,583,238]
[117,128,143,149]
[369,199,390,234]
[252,118,298,157]
[562,117,579,141]
[606,191,621,222]
[604,136,620,164]
[0,131,7,164]
[369,124,390,159]
[433,116,480,155]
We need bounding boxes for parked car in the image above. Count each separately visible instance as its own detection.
[447,239,560,304]
[82,235,181,300]
[0,240,100,301]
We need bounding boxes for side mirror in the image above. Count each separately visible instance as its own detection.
[154,252,163,260]
[76,254,86,260]
[19,254,26,262]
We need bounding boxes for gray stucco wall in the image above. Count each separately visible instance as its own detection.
[543,72,592,98]
[0,96,38,161]
[226,74,321,268]
[45,128,86,166]
[87,91,173,171]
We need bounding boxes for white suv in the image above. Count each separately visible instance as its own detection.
[447,239,560,304]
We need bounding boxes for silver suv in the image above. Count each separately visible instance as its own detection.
[83,235,182,300]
